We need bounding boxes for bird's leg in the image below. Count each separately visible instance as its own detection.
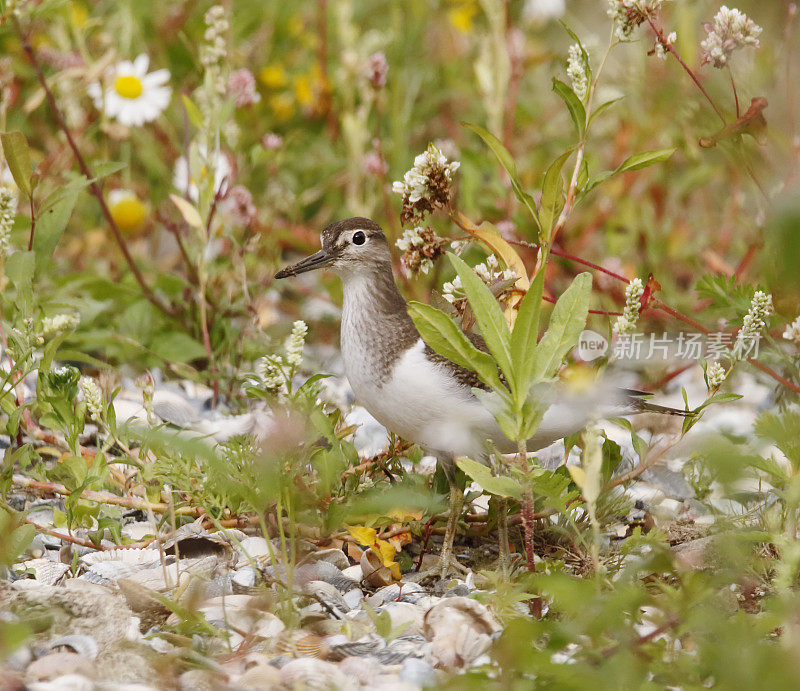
[497,497,510,577]
[438,478,466,577]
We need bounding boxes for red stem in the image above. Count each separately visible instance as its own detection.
[19,29,174,316]
[646,15,726,124]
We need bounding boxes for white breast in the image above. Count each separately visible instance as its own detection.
[346,336,500,459]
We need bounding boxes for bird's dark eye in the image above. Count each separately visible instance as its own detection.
[352,231,366,245]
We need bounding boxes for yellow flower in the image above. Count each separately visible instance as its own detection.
[268,93,294,122]
[293,74,314,108]
[259,64,287,89]
[70,3,88,28]
[448,1,478,33]
[108,189,147,232]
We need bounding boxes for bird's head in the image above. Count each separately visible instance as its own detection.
[274,217,391,280]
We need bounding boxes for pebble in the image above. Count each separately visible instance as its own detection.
[401,657,437,686]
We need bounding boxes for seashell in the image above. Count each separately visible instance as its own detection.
[236,661,282,689]
[326,633,385,661]
[18,559,69,586]
[43,634,99,660]
[422,597,501,670]
[345,541,364,563]
[366,581,426,607]
[232,565,257,592]
[341,565,363,582]
[379,601,424,637]
[120,521,158,542]
[422,596,501,641]
[304,548,349,571]
[150,388,200,427]
[236,536,272,563]
[336,655,380,685]
[342,589,363,611]
[296,560,359,594]
[80,547,162,568]
[429,624,492,669]
[254,613,287,640]
[162,523,235,563]
[375,635,427,665]
[279,657,348,690]
[360,550,393,588]
[272,630,328,659]
[401,657,437,686]
[303,580,351,614]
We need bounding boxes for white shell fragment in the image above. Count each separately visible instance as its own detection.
[423,596,501,669]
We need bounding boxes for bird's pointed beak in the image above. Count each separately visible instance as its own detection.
[274,249,334,279]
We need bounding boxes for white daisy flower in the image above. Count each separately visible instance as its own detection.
[88,54,171,127]
[173,144,232,202]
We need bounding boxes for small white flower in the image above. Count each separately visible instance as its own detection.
[607,0,666,42]
[706,361,727,389]
[173,144,232,202]
[441,255,516,304]
[0,185,18,258]
[256,355,286,393]
[783,316,800,344]
[88,54,171,127]
[393,144,460,224]
[42,313,80,338]
[733,290,773,359]
[79,377,104,422]
[285,320,308,368]
[701,6,762,68]
[567,44,589,100]
[655,31,677,60]
[614,278,645,335]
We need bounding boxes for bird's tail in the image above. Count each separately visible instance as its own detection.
[621,389,695,417]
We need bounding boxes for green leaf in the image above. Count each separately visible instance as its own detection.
[582,148,675,197]
[588,97,624,125]
[472,388,519,441]
[510,267,546,401]
[531,272,592,380]
[615,148,676,173]
[5,523,36,565]
[539,150,573,235]
[448,253,514,388]
[461,122,541,231]
[149,332,208,363]
[92,161,127,180]
[552,79,586,140]
[181,94,205,129]
[33,182,83,270]
[0,130,33,196]
[408,301,502,389]
[754,410,800,470]
[456,457,523,498]
[5,250,35,289]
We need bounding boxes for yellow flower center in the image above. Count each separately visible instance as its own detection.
[109,196,147,232]
[114,75,144,99]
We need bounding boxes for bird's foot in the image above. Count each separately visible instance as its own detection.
[436,554,470,579]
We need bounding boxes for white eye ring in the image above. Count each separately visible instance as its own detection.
[352,231,366,245]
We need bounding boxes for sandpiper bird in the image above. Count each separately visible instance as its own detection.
[275,217,689,574]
